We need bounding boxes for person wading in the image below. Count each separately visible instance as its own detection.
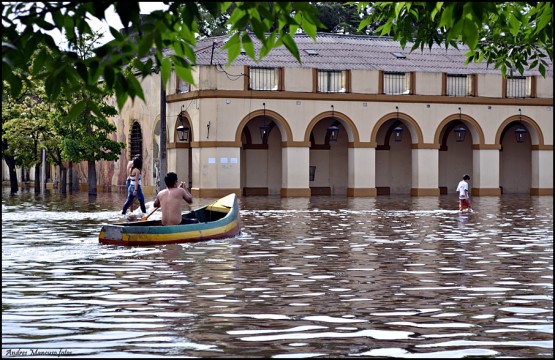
[456,174,472,213]
[122,157,147,215]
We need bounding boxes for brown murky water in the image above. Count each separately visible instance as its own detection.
[2,187,552,358]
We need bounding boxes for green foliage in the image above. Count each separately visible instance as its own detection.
[354,2,553,77]
[2,1,552,112]
[3,2,323,110]
[2,36,125,173]
[312,2,365,34]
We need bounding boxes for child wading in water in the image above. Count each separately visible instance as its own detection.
[456,174,472,212]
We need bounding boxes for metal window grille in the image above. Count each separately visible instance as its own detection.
[446,74,472,96]
[318,70,346,93]
[129,122,143,159]
[506,76,531,98]
[249,67,278,90]
[383,72,410,95]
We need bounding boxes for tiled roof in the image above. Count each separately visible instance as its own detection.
[191,32,553,77]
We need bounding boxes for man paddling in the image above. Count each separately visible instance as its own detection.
[153,172,193,225]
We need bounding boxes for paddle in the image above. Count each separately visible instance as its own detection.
[139,207,159,222]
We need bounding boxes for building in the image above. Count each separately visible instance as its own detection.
[4,33,553,197]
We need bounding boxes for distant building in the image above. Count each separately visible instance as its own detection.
[4,33,553,197]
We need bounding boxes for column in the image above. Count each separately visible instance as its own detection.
[472,148,501,196]
[281,146,311,197]
[411,147,440,196]
[531,149,553,195]
[348,146,376,196]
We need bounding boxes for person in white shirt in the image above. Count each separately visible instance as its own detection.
[456,174,472,212]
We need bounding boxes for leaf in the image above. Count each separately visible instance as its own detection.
[223,32,241,66]
[538,63,545,77]
[280,33,300,63]
[65,101,87,122]
[175,63,194,86]
[241,33,255,59]
[103,65,115,89]
[301,15,317,39]
[126,72,145,100]
[138,33,154,57]
[85,99,103,120]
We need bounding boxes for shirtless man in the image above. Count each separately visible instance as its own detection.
[153,172,193,225]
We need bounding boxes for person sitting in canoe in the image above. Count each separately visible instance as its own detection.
[153,172,193,225]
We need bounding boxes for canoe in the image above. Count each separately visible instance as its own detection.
[99,193,241,246]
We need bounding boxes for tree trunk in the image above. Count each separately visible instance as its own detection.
[60,164,67,194]
[88,159,97,195]
[5,156,18,194]
[34,163,40,193]
[68,161,77,193]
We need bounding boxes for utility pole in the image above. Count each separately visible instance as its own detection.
[159,71,167,190]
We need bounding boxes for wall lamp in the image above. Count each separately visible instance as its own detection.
[176,105,190,142]
[327,105,339,142]
[393,106,403,142]
[454,107,466,142]
[515,108,527,143]
[259,102,270,142]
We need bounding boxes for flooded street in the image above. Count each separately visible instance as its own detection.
[2,187,553,358]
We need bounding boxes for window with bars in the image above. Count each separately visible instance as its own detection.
[176,75,190,94]
[383,72,410,95]
[446,74,473,96]
[129,122,143,160]
[506,76,532,98]
[317,70,346,93]
[249,67,278,90]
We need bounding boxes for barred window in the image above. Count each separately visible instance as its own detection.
[176,75,190,94]
[318,70,346,93]
[129,121,142,160]
[383,72,410,95]
[506,76,532,98]
[249,67,278,90]
[446,74,473,96]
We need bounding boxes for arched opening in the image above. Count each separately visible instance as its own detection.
[309,116,348,196]
[500,122,531,194]
[438,119,473,194]
[375,117,412,195]
[240,107,282,196]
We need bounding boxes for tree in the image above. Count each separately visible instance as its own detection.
[2,75,54,194]
[2,35,125,195]
[2,1,552,116]
[313,2,365,34]
[356,2,553,77]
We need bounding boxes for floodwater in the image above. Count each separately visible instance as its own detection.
[2,187,552,358]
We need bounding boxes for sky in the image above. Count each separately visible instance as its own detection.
[51,2,169,47]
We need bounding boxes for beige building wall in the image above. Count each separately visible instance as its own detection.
[415,72,442,96]
[4,59,552,198]
[351,70,380,94]
[284,68,313,92]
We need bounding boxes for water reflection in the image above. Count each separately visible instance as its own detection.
[2,188,553,358]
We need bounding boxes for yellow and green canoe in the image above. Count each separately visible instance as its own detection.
[99,193,241,246]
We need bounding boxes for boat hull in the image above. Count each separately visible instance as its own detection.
[99,193,241,246]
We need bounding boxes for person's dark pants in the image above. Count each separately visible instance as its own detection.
[122,184,146,214]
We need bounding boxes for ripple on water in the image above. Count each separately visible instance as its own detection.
[2,190,552,358]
